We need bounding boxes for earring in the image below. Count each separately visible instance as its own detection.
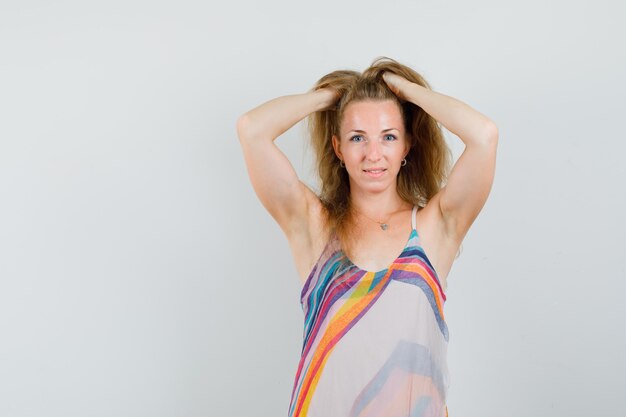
[340,160,345,168]
[401,158,407,166]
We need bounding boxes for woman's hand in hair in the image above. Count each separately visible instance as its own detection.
[314,87,341,111]
[382,72,413,101]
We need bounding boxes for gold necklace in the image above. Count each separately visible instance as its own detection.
[353,206,400,231]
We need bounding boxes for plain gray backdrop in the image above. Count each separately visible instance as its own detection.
[1,0,624,416]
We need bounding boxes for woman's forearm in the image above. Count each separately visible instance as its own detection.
[237,89,337,143]
[404,84,498,146]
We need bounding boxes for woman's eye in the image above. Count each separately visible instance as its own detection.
[384,134,397,141]
[350,135,364,142]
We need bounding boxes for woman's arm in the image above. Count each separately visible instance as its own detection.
[383,72,499,240]
[237,89,338,234]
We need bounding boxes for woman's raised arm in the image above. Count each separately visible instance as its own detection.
[236,89,338,234]
[383,72,499,241]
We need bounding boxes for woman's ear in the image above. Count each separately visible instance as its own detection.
[403,133,412,159]
[332,135,342,160]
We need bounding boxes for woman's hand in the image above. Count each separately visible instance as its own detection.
[315,87,341,111]
[382,72,414,101]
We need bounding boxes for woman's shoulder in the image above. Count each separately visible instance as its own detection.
[285,183,335,284]
[413,192,464,289]
[303,185,334,246]
[415,193,449,239]
[281,182,328,235]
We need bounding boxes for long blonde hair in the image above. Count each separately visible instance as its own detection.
[309,57,452,243]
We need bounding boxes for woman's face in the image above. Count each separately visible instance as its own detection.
[332,99,409,195]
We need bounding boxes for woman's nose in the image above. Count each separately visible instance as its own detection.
[365,140,382,161]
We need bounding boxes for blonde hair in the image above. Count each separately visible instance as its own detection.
[309,57,452,243]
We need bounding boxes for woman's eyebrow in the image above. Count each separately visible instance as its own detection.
[347,128,400,134]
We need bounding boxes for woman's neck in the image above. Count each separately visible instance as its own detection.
[349,186,412,220]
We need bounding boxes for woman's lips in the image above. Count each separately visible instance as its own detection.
[363,168,386,178]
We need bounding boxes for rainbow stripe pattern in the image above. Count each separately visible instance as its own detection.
[288,206,450,417]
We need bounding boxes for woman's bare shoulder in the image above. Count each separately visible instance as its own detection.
[286,182,333,284]
[416,192,463,289]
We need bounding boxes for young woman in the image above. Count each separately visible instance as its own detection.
[237,57,498,417]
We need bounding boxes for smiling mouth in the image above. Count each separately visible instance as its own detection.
[363,168,387,178]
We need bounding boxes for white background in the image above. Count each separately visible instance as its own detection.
[1,0,624,416]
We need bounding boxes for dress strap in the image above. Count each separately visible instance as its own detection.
[411,205,417,231]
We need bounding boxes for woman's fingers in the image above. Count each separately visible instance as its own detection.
[322,87,341,110]
[382,72,410,100]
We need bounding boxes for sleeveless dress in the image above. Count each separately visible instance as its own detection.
[288,205,450,417]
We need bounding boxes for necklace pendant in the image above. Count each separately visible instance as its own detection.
[380,223,388,231]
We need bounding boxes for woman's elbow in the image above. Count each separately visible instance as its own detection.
[482,120,499,146]
[236,113,253,142]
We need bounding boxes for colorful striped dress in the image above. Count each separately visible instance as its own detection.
[288,205,449,417]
